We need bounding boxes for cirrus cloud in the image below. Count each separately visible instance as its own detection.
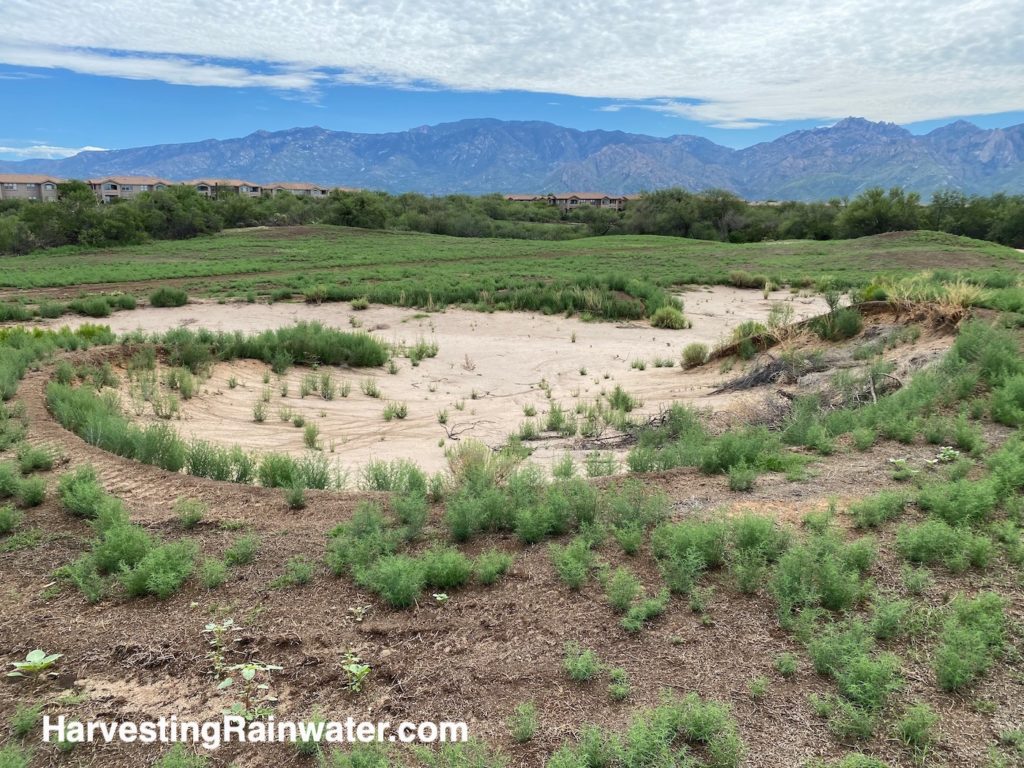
[1,0,1022,126]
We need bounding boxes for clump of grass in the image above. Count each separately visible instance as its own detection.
[549,537,594,590]
[120,541,198,599]
[224,535,259,567]
[508,702,538,743]
[271,556,315,588]
[681,342,709,368]
[605,566,641,613]
[383,401,408,421]
[896,519,993,572]
[174,498,206,529]
[607,667,631,701]
[0,504,22,534]
[360,554,424,608]
[285,483,306,510]
[621,589,670,632]
[361,379,382,398]
[650,305,689,329]
[563,642,601,682]
[848,491,906,529]
[200,558,227,589]
[475,549,513,585]
[149,287,188,308]
[934,592,1005,691]
[894,702,938,756]
[774,652,798,679]
[421,547,473,590]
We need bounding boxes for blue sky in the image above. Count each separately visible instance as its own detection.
[1,0,1022,160]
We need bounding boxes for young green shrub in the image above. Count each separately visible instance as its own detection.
[549,537,594,590]
[285,483,306,510]
[474,549,513,585]
[360,554,424,608]
[17,444,53,475]
[934,593,1005,691]
[607,667,631,701]
[605,566,641,613]
[727,460,757,491]
[621,589,670,632]
[848,491,906,529]
[0,504,22,535]
[508,702,538,743]
[303,423,320,450]
[421,547,473,590]
[149,287,189,308]
[896,520,993,572]
[120,541,197,598]
[893,702,938,754]
[10,701,44,739]
[563,642,601,682]
[56,464,107,518]
[0,745,33,768]
[153,744,209,768]
[224,535,259,567]
[92,522,154,574]
[271,556,315,588]
[174,498,206,530]
[773,652,798,679]
[200,558,227,589]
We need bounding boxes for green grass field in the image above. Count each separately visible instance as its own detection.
[3,226,1020,293]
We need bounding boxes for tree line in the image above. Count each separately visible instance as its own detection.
[1,180,1022,254]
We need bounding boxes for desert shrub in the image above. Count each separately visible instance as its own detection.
[681,342,709,368]
[848,491,907,529]
[606,566,641,613]
[934,593,1005,691]
[621,589,670,632]
[949,321,1022,387]
[894,702,938,753]
[549,537,594,590]
[774,652,798,679]
[421,547,473,590]
[563,642,601,682]
[851,427,876,451]
[811,307,863,341]
[0,504,22,534]
[326,502,400,577]
[120,541,197,598]
[771,533,873,618]
[652,519,729,570]
[200,558,227,589]
[731,514,789,560]
[650,306,689,329]
[474,549,513,585]
[508,702,538,744]
[17,444,53,474]
[360,458,427,494]
[257,452,299,488]
[0,461,19,499]
[224,535,259,567]
[0,745,33,768]
[69,296,112,318]
[14,476,44,508]
[360,554,424,608]
[174,498,206,529]
[150,287,189,308]
[809,622,902,713]
[727,460,757,491]
[92,522,154,574]
[390,492,427,540]
[896,520,993,572]
[285,483,306,510]
[57,464,107,518]
[870,596,911,640]
[917,479,997,526]
[991,373,1024,426]
[153,744,209,768]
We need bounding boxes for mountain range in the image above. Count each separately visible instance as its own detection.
[3,117,1023,200]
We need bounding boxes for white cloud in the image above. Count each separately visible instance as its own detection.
[0,144,107,159]
[1,0,1022,125]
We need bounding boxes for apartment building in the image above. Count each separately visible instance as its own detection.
[0,174,62,202]
[504,192,637,212]
[189,179,263,198]
[87,176,171,203]
[263,181,329,197]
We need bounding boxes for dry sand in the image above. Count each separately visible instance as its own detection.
[51,286,830,478]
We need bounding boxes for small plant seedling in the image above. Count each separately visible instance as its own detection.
[348,605,371,623]
[220,661,282,721]
[433,592,450,606]
[748,676,769,700]
[608,667,631,701]
[342,652,371,692]
[773,652,798,679]
[8,649,63,678]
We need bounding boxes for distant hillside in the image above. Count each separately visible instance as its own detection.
[3,117,1023,200]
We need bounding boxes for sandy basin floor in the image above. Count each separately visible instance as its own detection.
[46,286,830,478]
